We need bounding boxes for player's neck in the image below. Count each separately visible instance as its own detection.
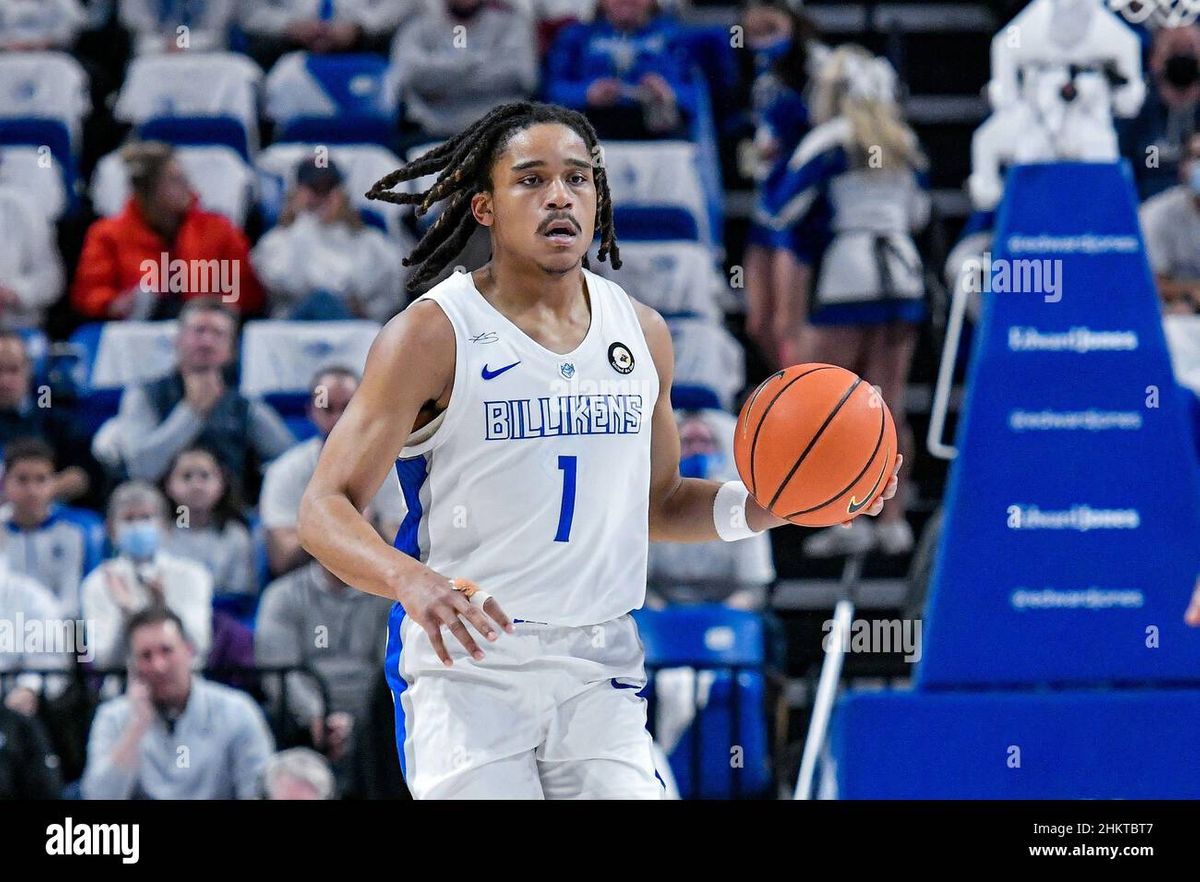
[474,257,586,321]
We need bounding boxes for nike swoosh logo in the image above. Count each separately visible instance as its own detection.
[481,361,520,380]
[848,448,891,514]
[610,678,641,690]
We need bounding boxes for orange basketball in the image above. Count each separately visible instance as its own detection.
[733,363,897,528]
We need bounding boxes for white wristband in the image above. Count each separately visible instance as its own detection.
[713,480,760,542]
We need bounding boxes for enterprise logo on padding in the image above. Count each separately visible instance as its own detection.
[1008,327,1138,353]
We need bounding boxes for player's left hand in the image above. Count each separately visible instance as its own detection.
[840,453,903,527]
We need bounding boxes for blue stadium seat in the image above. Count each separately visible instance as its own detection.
[138,115,253,163]
[608,206,700,242]
[0,117,79,216]
[54,505,107,577]
[633,605,771,798]
[276,113,395,148]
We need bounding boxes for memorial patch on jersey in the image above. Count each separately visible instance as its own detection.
[485,394,645,439]
[608,342,635,374]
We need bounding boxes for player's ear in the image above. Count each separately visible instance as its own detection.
[471,192,494,227]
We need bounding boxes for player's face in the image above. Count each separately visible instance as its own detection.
[4,459,55,517]
[129,620,194,706]
[480,123,597,276]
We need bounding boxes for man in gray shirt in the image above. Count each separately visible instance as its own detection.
[99,297,294,495]
[259,365,404,577]
[255,560,392,768]
[387,0,538,137]
[82,606,274,799]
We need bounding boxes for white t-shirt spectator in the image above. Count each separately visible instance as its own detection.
[251,212,405,323]
[80,551,213,670]
[239,0,416,39]
[0,559,72,697]
[0,0,85,49]
[1140,184,1200,282]
[119,0,237,55]
[259,435,405,531]
[0,186,65,329]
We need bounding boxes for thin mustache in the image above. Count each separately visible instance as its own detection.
[539,216,579,234]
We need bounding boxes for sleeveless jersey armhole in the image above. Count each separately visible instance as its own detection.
[398,294,467,459]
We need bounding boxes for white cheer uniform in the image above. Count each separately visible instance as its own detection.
[384,266,667,799]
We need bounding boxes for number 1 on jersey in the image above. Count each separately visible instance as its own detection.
[555,455,577,542]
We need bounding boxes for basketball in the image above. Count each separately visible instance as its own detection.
[733,364,897,528]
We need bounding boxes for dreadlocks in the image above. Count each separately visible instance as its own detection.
[365,101,621,291]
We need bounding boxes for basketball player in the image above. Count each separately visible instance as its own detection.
[297,101,901,799]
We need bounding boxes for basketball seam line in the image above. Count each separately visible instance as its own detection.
[747,366,833,499]
[767,377,863,512]
[785,403,887,518]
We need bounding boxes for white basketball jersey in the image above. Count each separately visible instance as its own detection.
[394,267,660,627]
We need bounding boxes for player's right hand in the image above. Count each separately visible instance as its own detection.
[402,571,514,666]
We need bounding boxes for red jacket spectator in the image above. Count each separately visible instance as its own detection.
[72,195,265,319]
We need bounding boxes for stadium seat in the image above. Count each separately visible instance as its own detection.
[264,52,395,125]
[665,316,745,411]
[138,115,253,164]
[91,145,256,227]
[599,140,711,245]
[591,239,724,321]
[608,205,700,242]
[633,605,771,798]
[0,119,77,219]
[275,114,395,148]
[239,320,380,426]
[0,51,90,154]
[68,322,179,433]
[115,52,263,154]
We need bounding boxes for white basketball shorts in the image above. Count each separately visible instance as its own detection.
[384,604,668,799]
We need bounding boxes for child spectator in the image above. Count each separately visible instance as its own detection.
[161,444,255,596]
[1,438,104,615]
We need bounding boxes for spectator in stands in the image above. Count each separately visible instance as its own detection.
[0,0,86,50]
[255,559,393,774]
[252,158,404,323]
[0,331,104,506]
[262,746,336,799]
[71,142,264,320]
[161,445,255,596]
[119,0,237,55]
[100,297,294,491]
[741,0,820,367]
[260,366,404,578]
[80,480,213,669]
[543,0,697,139]
[1122,25,1200,202]
[1140,132,1200,315]
[756,45,926,558]
[388,0,538,139]
[0,704,62,799]
[81,606,274,799]
[0,186,65,330]
[239,0,415,68]
[1,439,103,615]
[0,533,73,719]
[646,412,775,609]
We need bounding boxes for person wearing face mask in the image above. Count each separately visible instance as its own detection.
[251,157,406,323]
[645,412,776,610]
[1121,25,1200,200]
[80,480,213,670]
[1139,132,1200,315]
[259,366,405,578]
